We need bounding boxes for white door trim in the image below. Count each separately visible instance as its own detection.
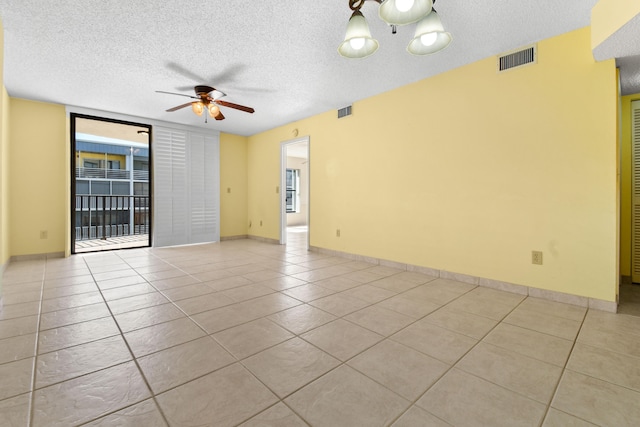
[280,136,310,246]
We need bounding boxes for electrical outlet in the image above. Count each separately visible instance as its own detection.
[532,250,543,265]
[249,221,252,228]
[227,187,231,193]
[260,220,263,226]
[40,230,48,239]
[336,229,340,237]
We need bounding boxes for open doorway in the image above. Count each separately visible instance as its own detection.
[280,137,309,250]
[70,114,152,254]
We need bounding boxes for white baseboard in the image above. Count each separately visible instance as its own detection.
[309,245,617,313]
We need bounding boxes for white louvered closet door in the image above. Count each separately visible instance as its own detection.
[632,101,640,283]
[188,133,219,244]
[154,127,219,247]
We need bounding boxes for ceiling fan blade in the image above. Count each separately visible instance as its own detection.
[211,89,226,100]
[211,63,246,86]
[166,62,207,84]
[215,100,255,114]
[156,90,197,99]
[166,102,193,112]
[214,111,225,121]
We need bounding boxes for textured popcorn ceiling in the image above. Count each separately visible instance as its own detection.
[592,13,640,96]
[2,0,635,136]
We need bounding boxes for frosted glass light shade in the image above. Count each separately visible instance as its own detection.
[191,101,204,116]
[407,10,451,55]
[379,0,432,25]
[338,11,379,59]
[208,104,220,118]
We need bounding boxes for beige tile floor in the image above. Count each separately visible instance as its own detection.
[1,233,640,426]
[619,282,640,316]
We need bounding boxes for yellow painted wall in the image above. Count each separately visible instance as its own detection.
[220,133,248,238]
[592,0,640,49]
[9,99,67,256]
[1,89,8,268]
[248,27,618,301]
[0,16,8,298]
[247,125,297,239]
[620,93,640,277]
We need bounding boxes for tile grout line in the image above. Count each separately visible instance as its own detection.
[221,244,501,423]
[226,276,476,426]
[5,240,639,426]
[27,260,47,427]
[383,286,492,426]
[147,246,320,424]
[142,243,330,425]
[5,257,437,423]
[537,306,590,426]
[182,265,474,423]
[14,241,609,425]
[81,254,172,427]
[259,274,480,425]
[384,289,535,426]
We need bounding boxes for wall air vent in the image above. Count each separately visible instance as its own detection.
[498,45,537,72]
[338,105,352,118]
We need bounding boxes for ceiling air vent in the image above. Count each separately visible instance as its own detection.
[498,45,536,72]
[338,105,352,118]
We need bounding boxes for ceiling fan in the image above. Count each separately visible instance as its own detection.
[156,85,255,121]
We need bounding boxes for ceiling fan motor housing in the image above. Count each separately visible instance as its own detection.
[195,85,215,96]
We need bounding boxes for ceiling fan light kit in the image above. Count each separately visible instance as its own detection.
[208,104,221,117]
[191,101,205,116]
[339,0,451,58]
[157,84,254,122]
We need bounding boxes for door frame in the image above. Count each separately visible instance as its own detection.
[280,136,310,246]
[70,113,153,254]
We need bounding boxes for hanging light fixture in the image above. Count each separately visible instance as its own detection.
[338,10,379,58]
[407,9,451,55]
[379,0,433,25]
[339,0,450,58]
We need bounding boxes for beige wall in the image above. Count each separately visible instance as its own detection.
[248,27,618,302]
[1,89,9,268]
[9,99,67,257]
[0,16,9,290]
[247,126,283,239]
[220,132,248,238]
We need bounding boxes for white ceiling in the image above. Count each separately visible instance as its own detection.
[1,1,636,137]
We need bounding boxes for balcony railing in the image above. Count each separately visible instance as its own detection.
[75,195,150,241]
[76,167,149,181]
[75,224,150,241]
[133,170,149,181]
